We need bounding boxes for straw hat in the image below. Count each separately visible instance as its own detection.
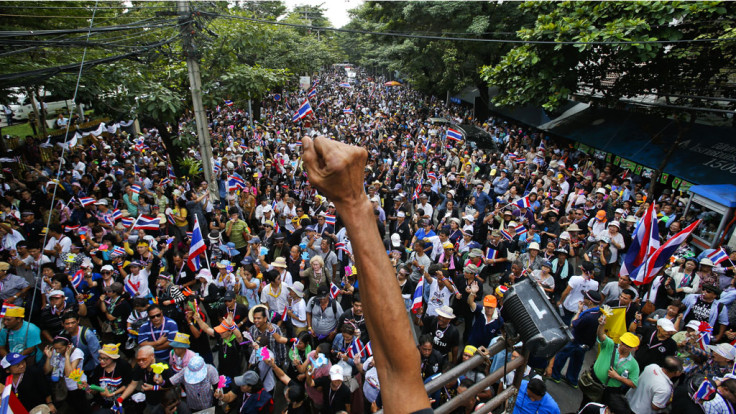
[100,343,121,359]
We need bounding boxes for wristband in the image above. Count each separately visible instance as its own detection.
[78,301,85,305]
[153,385,160,391]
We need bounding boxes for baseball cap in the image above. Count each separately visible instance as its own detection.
[1,353,26,369]
[657,318,677,333]
[329,364,344,381]
[234,371,260,387]
[583,290,601,304]
[483,295,497,308]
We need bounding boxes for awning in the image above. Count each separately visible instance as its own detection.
[541,107,736,185]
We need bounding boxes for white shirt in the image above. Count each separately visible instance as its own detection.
[125,271,150,298]
[2,229,24,251]
[49,347,85,390]
[289,298,307,328]
[45,235,71,268]
[626,364,673,414]
[425,278,453,317]
[260,283,289,313]
[562,275,599,312]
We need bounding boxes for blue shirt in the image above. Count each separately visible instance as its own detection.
[572,308,601,347]
[137,317,178,360]
[513,380,560,414]
[0,321,43,363]
[467,305,504,347]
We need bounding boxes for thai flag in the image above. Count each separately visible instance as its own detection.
[273,221,280,233]
[514,196,531,209]
[168,166,176,179]
[71,270,84,289]
[411,179,423,201]
[697,321,712,350]
[339,82,351,87]
[0,375,28,414]
[78,197,96,207]
[113,199,118,210]
[538,140,546,153]
[335,242,350,254]
[329,282,340,299]
[133,215,160,230]
[427,172,437,181]
[166,213,176,226]
[224,99,234,107]
[64,224,80,232]
[293,99,313,121]
[112,246,126,257]
[130,185,141,194]
[186,231,193,239]
[312,79,320,88]
[227,175,245,192]
[347,338,364,358]
[343,108,353,115]
[411,277,424,314]
[121,217,135,228]
[281,305,290,322]
[0,303,17,318]
[160,178,172,187]
[500,229,513,241]
[307,88,316,98]
[363,341,373,357]
[166,237,174,250]
[446,128,462,142]
[124,278,139,297]
[187,216,207,271]
[213,162,221,175]
[621,203,660,276]
[630,219,701,286]
[318,100,326,108]
[693,379,716,402]
[707,247,729,266]
[486,248,498,260]
[111,209,122,221]
[324,214,336,226]
[100,377,123,388]
[102,215,114,226]
[514,224,527,235]
[515,158,526,165]
[508,152,517,161]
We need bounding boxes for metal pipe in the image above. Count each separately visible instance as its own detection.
[472,386,518,414]
[425,340,504,394]
[434,354,527,414]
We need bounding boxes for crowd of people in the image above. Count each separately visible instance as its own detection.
[0,66,734,414]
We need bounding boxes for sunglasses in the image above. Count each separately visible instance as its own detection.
[149,313,163,319]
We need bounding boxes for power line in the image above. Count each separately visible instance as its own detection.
[0,35,181,86]
[0,18,176,38]
[212,13,735,46]
[0,13,144,19]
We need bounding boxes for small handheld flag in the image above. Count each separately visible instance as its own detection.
[486,248,498,260]
[446,128,462,142]
[329,282,340,299]
[324,214,336,226]
[411,277,424,314]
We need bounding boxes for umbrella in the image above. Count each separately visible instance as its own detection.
[384,81,401,86]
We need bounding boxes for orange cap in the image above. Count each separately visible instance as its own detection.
[595,210,607,221]
[483,295,498,307]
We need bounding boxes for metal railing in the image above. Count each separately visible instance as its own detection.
[377,334,527,414]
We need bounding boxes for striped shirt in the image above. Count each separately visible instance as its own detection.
[137,317,179,360]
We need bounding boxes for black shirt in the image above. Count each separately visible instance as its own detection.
[314,376,351,414]
[420,349,445,380]
[131,365,174,406]
[634,326,677,370]
[421,315,460,358]
[4,365,50,410]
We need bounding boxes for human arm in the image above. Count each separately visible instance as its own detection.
[301,136,430,414]
[557,285,572,307]
[597,314,607,342]
[264,357,290,385]
[467,282,480,312]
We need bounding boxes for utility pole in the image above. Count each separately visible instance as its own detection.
[177,0,218,202]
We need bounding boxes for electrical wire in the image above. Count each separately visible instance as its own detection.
[0,35,181,86]
[212,12,736,45]
[0,18,175,38]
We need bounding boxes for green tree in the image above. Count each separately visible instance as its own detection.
[480,1,736,192]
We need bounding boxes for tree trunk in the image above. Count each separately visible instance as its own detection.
[647,111,696,200]
[33,87,48,137]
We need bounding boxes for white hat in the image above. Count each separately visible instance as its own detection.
[397,211,405,218]
[463,215,475,222]
[559,231,571,240]
[287,282,305,298]
[709,343,736,361]
[528,242,540,250]
[390,233,401,248]
[94,199,108,206]
[436,305,456,319]
[609,221,620,228]
[596,188,606,195]
[329,364,344,381]
[685,320,701,331]
[700,258,715,266]
[101,264,114,272]
[657,318,677,332]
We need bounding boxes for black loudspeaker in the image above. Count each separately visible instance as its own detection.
[502,279,573,358]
